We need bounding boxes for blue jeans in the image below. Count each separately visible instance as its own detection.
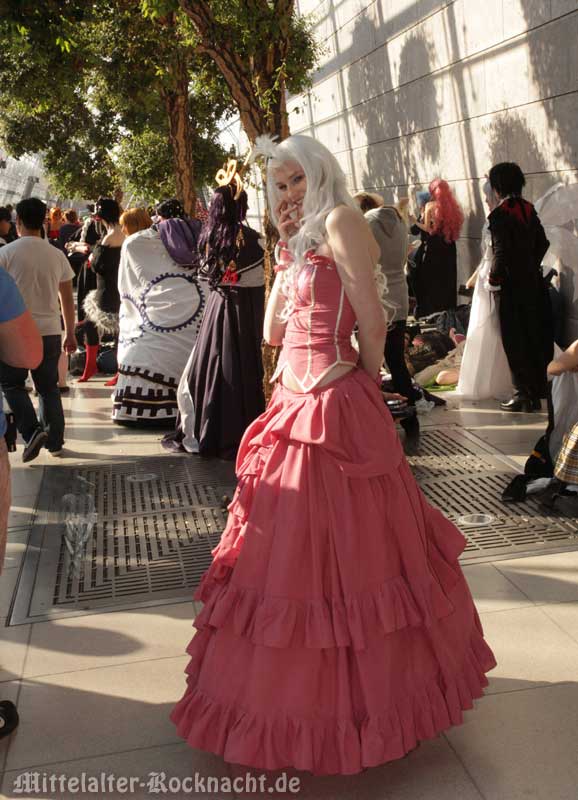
[0,335,65,450]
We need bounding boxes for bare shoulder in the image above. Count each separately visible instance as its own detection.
[102,232,124,247]
[326,205,365,234]
[326,205,379,267]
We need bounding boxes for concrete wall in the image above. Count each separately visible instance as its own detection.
[291,0,578,328]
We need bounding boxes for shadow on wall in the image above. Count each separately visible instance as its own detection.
[522,1,577,177]
[521,2,578,343]
[487,112,548,196]
[346,19,441,196]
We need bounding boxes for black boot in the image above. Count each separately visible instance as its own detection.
[500,394,535,412]
[401,412,420,454]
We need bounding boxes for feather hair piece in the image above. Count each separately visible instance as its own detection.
[250,133,280,162]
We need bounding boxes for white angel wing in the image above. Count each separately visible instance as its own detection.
[535,182,578,268]
[535,182,578,227]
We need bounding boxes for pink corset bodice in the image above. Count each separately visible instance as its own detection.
[271,252,359,392]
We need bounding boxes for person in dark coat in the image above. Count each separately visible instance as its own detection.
[487,163,551,413]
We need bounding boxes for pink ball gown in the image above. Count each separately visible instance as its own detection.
[171,251,496,775]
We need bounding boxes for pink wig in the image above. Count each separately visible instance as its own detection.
[428,178,464,243]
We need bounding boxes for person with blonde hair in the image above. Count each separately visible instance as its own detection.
[119,207,152,237]
[171,134,495,775]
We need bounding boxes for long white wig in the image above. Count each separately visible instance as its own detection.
[263,134,358,263]
[254,133,387,317]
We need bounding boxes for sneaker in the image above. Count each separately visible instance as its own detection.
[22,428,48,463]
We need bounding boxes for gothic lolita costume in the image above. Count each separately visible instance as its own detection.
[171,250,496,774]
[488,197,551,404]
[83,243,121,336]
[164,225,265,458]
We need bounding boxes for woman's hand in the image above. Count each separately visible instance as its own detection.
[275,199,302,241]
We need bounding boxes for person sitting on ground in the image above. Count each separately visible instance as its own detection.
[540,341,578,503]
[353,190,420,442]
[0,197,76,462]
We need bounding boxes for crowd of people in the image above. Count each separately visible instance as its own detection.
[1,133,578,764]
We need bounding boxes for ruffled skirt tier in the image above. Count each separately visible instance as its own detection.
[171,369,496,775]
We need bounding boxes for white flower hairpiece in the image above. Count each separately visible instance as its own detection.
[250,133,280,162]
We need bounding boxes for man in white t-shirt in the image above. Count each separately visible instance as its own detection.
[0,197,77,462]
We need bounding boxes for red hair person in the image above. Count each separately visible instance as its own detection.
[427,178,464,243]
[409,178,464,317]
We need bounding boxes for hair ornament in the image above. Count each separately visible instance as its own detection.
[215,158,244,200]
[250,133,280,162]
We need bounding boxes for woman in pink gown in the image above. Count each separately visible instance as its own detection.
[171,135,496,775]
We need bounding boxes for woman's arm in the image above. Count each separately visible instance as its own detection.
[326,206,387,378]
[263,272,288,346]
[90,244,106,275]
[465,265,480,290]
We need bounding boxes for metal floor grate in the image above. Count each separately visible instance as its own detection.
[407,428,578,563]
[9,456,235,625]
[8,428,578,625]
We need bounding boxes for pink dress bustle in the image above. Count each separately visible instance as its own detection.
[170,251,496,775]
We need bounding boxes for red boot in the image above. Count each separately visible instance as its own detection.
[77,344,99,383]
[104,372,118,387]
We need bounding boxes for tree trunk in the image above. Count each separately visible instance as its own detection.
[177,0,296,393]
[161,56,196,217]
[178,0,292,143]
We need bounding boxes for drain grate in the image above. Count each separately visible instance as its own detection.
[406,428,578,563]
[8,428,578,625]
[9,456,235,625]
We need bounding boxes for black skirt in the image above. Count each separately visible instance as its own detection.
[165,284,265,460]
[412,234,457,318]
